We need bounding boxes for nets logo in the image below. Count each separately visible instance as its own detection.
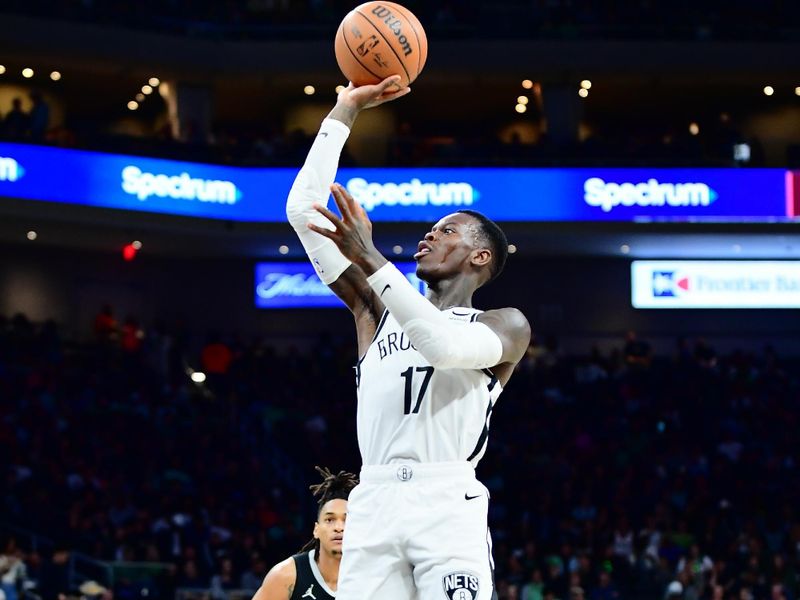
[652,271,690,297]
[584,177,718,213]
[346,177,478,212]
[0,156,24,182]
[442,572,479,600]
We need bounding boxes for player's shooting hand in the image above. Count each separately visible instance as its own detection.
[308,183,386,272]
[338,75,411,111]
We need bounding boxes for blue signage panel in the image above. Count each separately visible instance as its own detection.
[255,261,424,309]
[0,142,791,222]
[0,142,293,221]
[340,168,789,223]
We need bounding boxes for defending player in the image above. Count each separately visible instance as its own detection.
[285,76,531,599]
[253,467,357,600]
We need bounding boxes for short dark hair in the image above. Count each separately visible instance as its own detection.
[457,209,509,283]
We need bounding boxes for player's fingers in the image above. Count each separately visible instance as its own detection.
[332,183,362,220]
[330,185,355,222]
[377,86,411,104]
[307,222,337,240]
[312,202,344,228]
[376,75,402,93]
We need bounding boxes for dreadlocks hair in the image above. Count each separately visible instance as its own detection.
[300,466,359,554]
[456,209,509,284]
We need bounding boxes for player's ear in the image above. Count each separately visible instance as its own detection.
[313,522,320,539]
[471,247,492,269]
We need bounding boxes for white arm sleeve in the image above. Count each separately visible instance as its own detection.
[366,263,504,370]
[285,118,352,285]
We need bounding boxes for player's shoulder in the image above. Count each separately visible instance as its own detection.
[261,555,298,588]
[479,306,531,332]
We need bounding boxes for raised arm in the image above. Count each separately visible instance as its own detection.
[309,185,531,381]
[285,76,410,318]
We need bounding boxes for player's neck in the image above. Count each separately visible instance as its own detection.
[317,549,341,589]
[425,278,475,310]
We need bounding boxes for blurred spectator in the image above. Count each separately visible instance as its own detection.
[28,91,50,142]
[94,304,118,342]
[0,538,26,600]
[3,99,28,139]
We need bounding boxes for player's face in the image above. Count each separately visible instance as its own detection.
[414,213,488,283]
[313,498,347,557]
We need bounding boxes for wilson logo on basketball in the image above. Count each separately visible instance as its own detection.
[371,5,413,56]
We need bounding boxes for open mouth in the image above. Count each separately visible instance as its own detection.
[414,241,432,260]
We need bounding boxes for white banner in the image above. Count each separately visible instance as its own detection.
[631,261,800,308]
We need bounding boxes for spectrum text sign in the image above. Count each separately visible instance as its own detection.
[0,142,792,222]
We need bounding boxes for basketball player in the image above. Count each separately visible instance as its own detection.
[253,467,358,600]
[285,75,531,600]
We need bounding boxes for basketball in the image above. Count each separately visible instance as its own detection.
[334,1,428,89]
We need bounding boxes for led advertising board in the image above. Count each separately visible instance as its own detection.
[255,261,424,308]
[0,142,793,223]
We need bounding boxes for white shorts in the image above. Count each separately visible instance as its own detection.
[336,461,495,600]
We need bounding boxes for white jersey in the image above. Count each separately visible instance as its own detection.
[354,307,503,466]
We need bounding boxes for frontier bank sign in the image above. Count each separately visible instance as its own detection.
[632,261,800,309]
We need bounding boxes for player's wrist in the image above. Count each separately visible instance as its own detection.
[353,248,388,276]
[328,101,361,128]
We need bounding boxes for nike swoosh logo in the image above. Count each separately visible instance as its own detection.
[465,493,481,501]
[380,284,391,297]
[452,311,471,316]
[318,132,329,137]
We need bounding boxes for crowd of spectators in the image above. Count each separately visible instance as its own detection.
[3,0,800,41]
[1,308,799,600]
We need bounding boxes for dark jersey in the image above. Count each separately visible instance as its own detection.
[290,550,336,600]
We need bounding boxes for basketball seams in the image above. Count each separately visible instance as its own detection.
[339,15,387,85]
[353,7,411,85]
[382,2,424,78]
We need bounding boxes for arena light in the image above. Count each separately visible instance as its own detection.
[22,68,33,78]
[517,96,529,105]
[135,93,145,102]
[0,65,5,75]
[148,77,160,87]
[580,79,592,90]
[122,243,138,261]
[508,244,517,254]
[689,122,700,136]
[26,230,37,241]
[335,85,345,94]
[763,85,774,96]
[515,103,527,114]
[304,85,316,96]
[795,86,800,97]
[127,100,139,111]
[578,88,589,98]
[131,240,143,250]
[393,245,403,255]
[50,71,61,81]
[142,85,153,95]
[191,371,207,383]
[278,245,289,255]
[620,244,631,254]
[521,79,533,89]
